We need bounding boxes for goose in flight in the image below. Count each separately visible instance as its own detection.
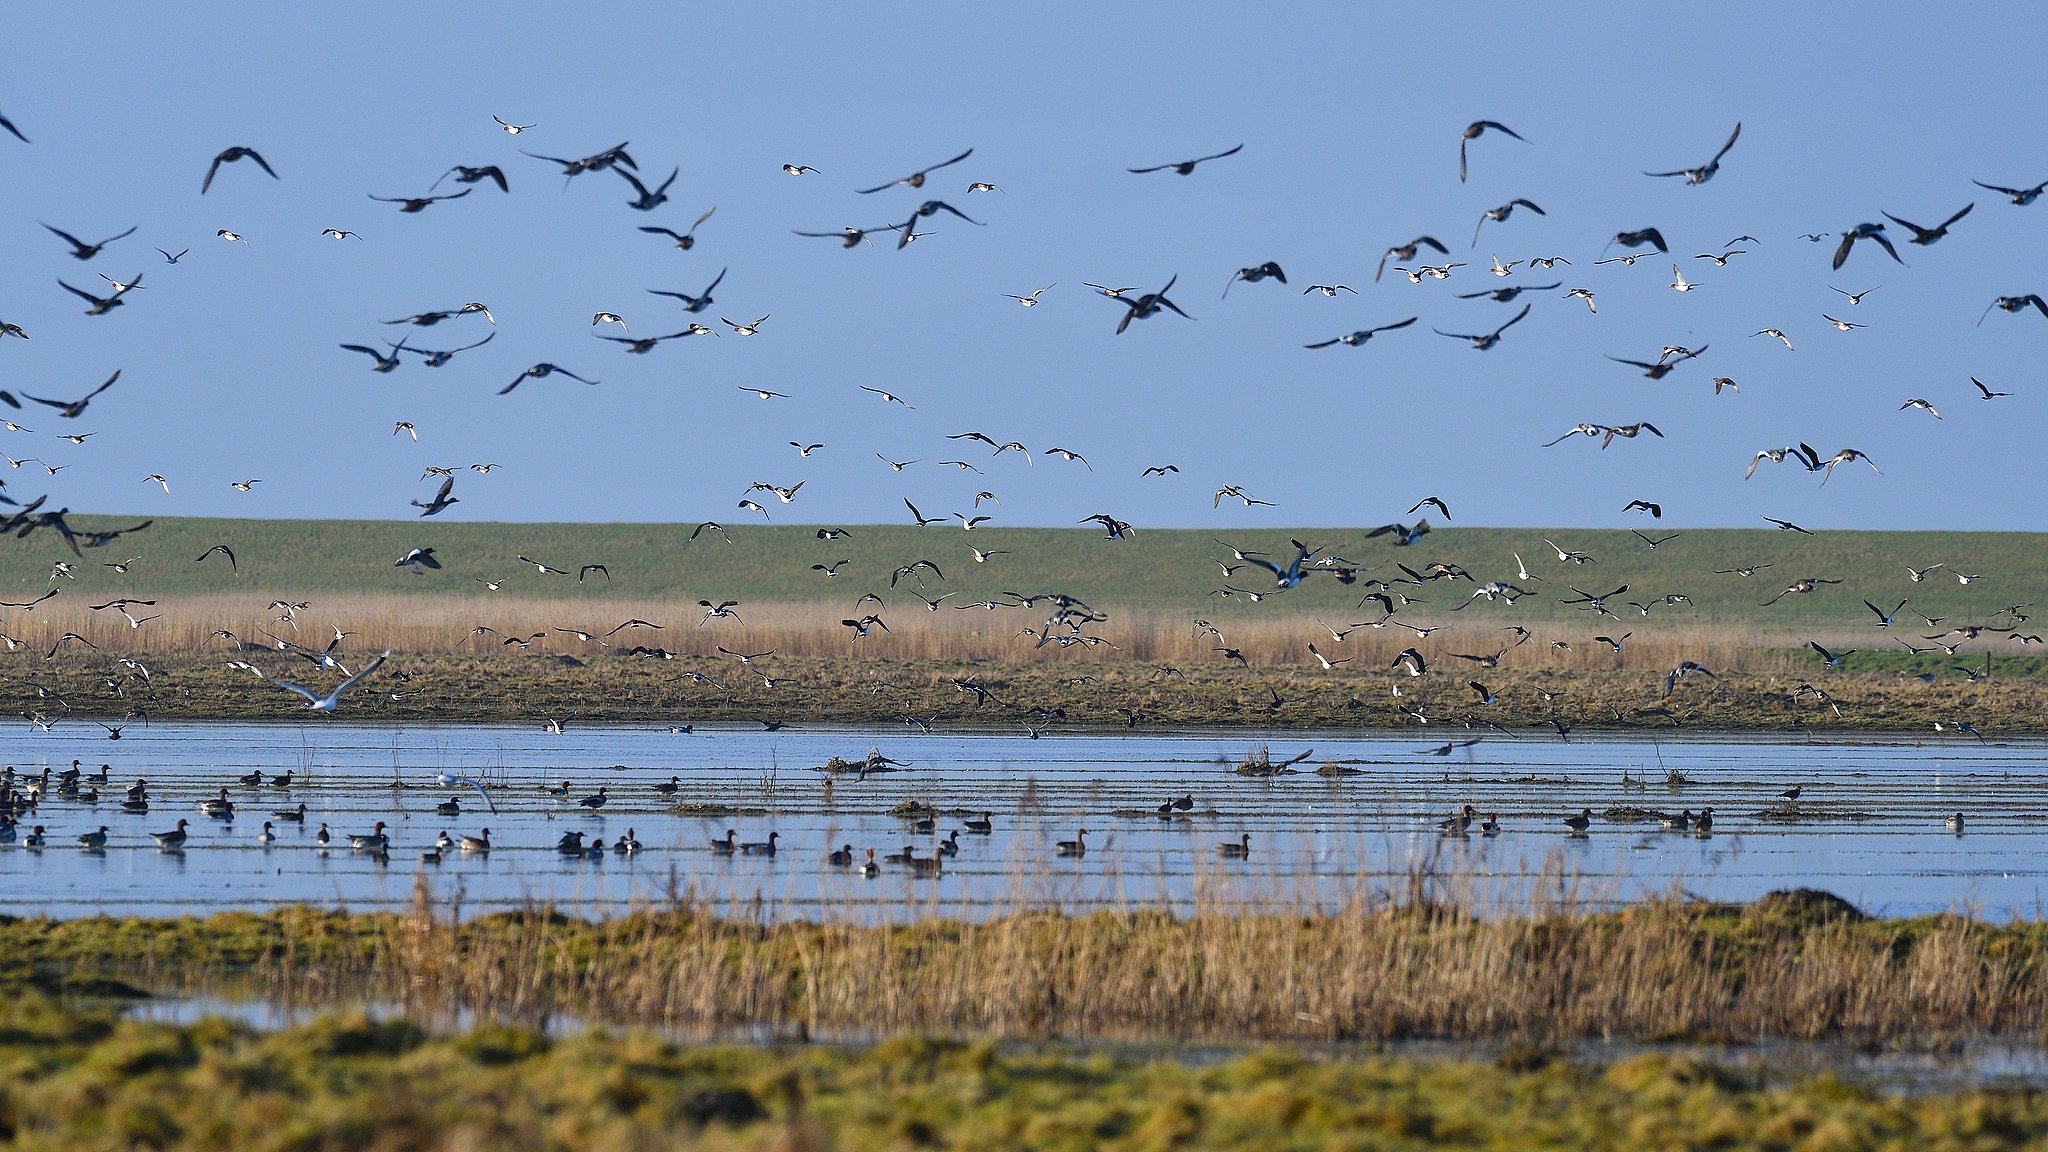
[1541,538,1595,565]
[395,547,440,574]
[59,277,139,316]
[1643,122,1741,184]
[338,341,409,373]
[857,147,973,193]
[1973,177,2046,206]
[263,653,389,713]
[1883,203,1973,246]
[41,223,138,261]
[1763,516,1816,534]
[1222,262,1285,297]
[201,145,278,193]
[1375,236,1448,282]
[432,164,510,194]
[1128,143,1242,175]
[1972,376,2014,400]
[648,268,726,314]
[500,363,597,395]
[890,199,983,246]
[1603,228,1668,256]
[613,165,678,211]
[412,476,457,516]
[1865,598,1909,628]
[370,188,471,213]
[0,111,26,142]
[1111,274,1191,334]
[639,208,720,252]
[1818,448,1879,485]
[1470,198,1543,247]
[1433,302,1530,350]
[1458,281,1559,304]
[1764,578,1842,606]
[1832,223,1905,270]
[1303,317,1417,349]
[17,370,118,418]
[1458,120,1523,183]
[1365,519,1431,546]
[1978,295,2048,325]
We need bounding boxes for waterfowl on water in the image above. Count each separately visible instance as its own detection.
[151,818,189,848]
[710,829,737,854]
[1055,829,1088,857]
[1218,833,1251,859]
[739,831,779,855]
[460,829,491,853]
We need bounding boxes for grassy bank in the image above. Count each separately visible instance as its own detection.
[11,646,2047,732]
[5,1005,2046,1151]
[7,887,2047,1050]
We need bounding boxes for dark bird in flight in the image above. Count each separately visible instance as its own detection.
[1643,122,1741,184]
[614,166,678,211]
[1882,203,1972,246]
[1222,261,1286,297]
[1973,178,2045,206]
[1623,500,1662,518]
[1603,228,1668,256]
[1831,223,1905,270]
[1978,295,2048,325]
[793,226,882,248]
[1433,303,1531,350]
[1458,120,1524,183]
[521,142,635,180]
[1471,198,1544,247]
[0,111,26,143]
[338,341,407,373]
[639,206,716,249]
[412,476,458,516]
[201,146,278,193]
[18,371,117,418]
[1303,317,1418,349]
[369,189,472,213]
[500,363,597,395]
[1128,143,1243,175]
[41,223,137,261]
[1763,516,1816,535]
[647,268,726,313]
[1971,376,2014,400]
[857,148,973,193]
[195,544,237,572]
[1376,236,1448,282]
[1459,281,1560,304]
[1112,275,1192,334]
[891,200,983,247]
[432,165,510,194]
[59,277,139,316]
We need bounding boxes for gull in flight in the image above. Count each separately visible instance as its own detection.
[263,653,389,713]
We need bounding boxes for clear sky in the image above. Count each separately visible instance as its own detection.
[2,3,2043,531]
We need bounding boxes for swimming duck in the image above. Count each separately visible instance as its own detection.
[654,775,682,797]
[435,830,455,851]
[1945,812,1965,835]
[1439,804,1477,836]
[420,846,442,864]
[257,821,276,845]
[1218,833,1251,859]
[315,823,331,847]
[25,824,46,848]
[614,829,641,855]
[1660,810,1692,832]
[1693,808,1715,836]
[1479,814,1502,837]
[860,848,880,877]
[238,769,265,787]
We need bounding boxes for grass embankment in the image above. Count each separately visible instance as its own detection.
[5,1008,2047,1151]
[5,889,2045,1049]
[12,647,2048,731]
[8,518,2045,728]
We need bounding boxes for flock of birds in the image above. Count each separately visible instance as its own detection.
[0,106,2039,867]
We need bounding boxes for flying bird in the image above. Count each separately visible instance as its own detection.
[1978,295,2048,325]
[1831,223,1905,270]
[369,189,471,213]
[1604,228,1668,255]
[1222,263,1285,297]
[1128,143,1243,175]
[264,653,390,713]
[1375,236,1448,282]
[1643,122,1741,184]
[1458,120,1524,183]
[201,146,278,193]
[1972,178,2045,206]
[1882,203,1973,245]
[40,223,138,261]
[1303,317,1418,349]
[500,363,597,395]
[1433,303,1531,350]
[1470,198,1544,247]
[857,147,973,193]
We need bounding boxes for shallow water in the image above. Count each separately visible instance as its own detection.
[2,723,2043,920]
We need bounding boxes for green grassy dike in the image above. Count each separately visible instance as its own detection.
[3,1004,2045,1151]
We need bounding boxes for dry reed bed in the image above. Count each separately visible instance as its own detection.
[18,881,2048,1048]
[2,592,1914,669]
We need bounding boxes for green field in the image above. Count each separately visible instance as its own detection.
[6,516,2043,633]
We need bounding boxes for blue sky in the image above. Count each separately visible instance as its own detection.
[2,3,2043,530]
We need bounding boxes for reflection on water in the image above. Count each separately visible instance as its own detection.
[3,723,2045,920]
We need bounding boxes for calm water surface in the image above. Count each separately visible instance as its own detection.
[3,723,2043,920]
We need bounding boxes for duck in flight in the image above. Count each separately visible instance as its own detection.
[1433,303,1530,350]
[1375,236,1448,282]
[1303,317,1417,349]
[201,145,278,193]
[1128,143,1242,175]
[1458,120,1524,183]
[1643,122,1741,184]
[1832,223,1905,270]
[857,147,973,193]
